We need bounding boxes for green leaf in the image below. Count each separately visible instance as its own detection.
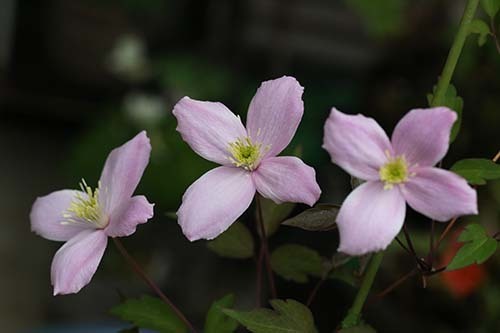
[110,295,187,333]
[338,324,377,333]
[427,83,463,142]
[260,198,295,236]
[481,0,500,18]
[270,244,324,283]
[204,294,238,333]
[450,158,500,185]
[223,299,318,333]
[469,19,491,46]
[447,224,498,271]
[282,204,339,231]
[207,222,254,259]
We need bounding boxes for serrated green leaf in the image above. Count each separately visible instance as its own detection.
[207,222,254,259]
[282,204,339,231]
[447,224,498,271]
[110,295,187,333]
[481,0,500,18]
[204,294,238,333]
[260,198,295,236]
[469,19,491,46]
[338,324,377,333]
[450,158,500,185]
[270,244,324,283]
[223,299,318,333]
[427,83,463,142]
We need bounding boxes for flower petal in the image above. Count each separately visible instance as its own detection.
[401,167,478,221]
[30,190,93,241]
[99,131,151,214]
[337,181,406,256]
[323,109,393,180]
[105,195,154,237]
[391,107,457,167]
[173,97,247,165]
[246,76,304,158]
[253,156,321,206]
[177,166,256,241]
[51,229,108,295]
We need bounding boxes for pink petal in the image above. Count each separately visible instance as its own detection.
[337,181,406,256]
[401,167,478,221]
[246,76,304,158]
[177,166,256,241]
[30,190,94,241]
[391,107,456,167]
[253,156,321,206]
[51,229,108,295]
[105,195,154,238]
[323,109,392,180]
[173,97,247,165]
[99,131,151,214]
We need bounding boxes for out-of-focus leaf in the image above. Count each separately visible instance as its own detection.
[338,324,377,333]
[427,83,463,142]
[260,198,295,236]
[481,0,500,18]
[447,224,497,271]
[451,158,500,185]
[469,19,491,46]
[270,244,324,283]
[204,294,238,333]
[110,295,187,333]
[223,299,318,333]
[155,56,232,100]
[117,327,140,333]
[344,0,406,38]
[282,204,339,231]
[207,222,254,259]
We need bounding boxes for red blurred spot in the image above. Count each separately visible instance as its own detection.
[440,229,487,298]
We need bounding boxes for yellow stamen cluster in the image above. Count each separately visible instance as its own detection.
[228,137,264,171]
[63,179,107,228]
[379,155,409,190]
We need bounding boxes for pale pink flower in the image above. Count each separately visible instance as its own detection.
[173,76,321,241]
[323,108,478,256]
[30,132,154,295]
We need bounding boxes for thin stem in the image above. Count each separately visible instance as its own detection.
[436,217,458,247]
[341,252,384,329]
[306,277,327,307]
[431,0,480,106]
[374,269,418,301]
[112,238,198,333]
[255,245,265,306]
[255,195,277,299]
[489,17,500,54]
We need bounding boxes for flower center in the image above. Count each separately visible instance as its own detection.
[379,155,409,190]
[63,179,109,228]
[228,137,264,171]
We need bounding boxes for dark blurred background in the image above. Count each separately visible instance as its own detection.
[1,0,499,332]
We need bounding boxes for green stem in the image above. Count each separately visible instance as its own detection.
[431,0,480,106]
[341,252,384,329]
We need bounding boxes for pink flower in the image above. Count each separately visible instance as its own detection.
[30,132,154,295]
[323,108,478,256]
[173,76,321,241]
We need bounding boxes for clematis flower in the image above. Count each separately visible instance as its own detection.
[173,76,321,241]
[30,132,154,295]
[323,107,477,256]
